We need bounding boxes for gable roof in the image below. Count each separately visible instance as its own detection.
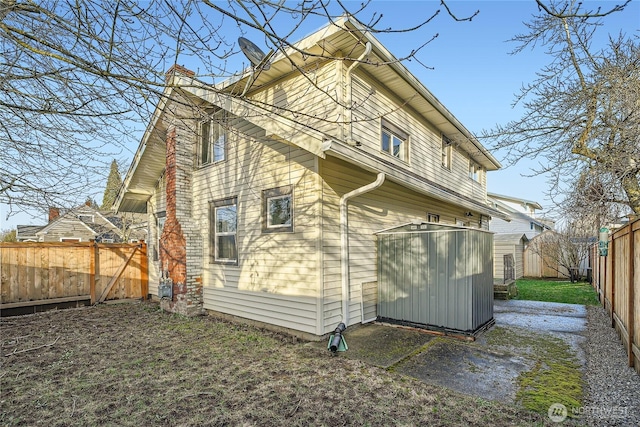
[16,225,45,241]
[115,16,506,219]
[34,205,123,240]
[493,233,529,245]
[487,192,543,211]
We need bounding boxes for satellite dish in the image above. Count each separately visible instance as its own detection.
[238,37,270,71]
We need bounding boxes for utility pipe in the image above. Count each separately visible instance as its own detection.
[345,42,372,144]
[339,172,385,326]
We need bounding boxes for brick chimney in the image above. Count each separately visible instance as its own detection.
[165,64,195,82]
[48,207,60,222]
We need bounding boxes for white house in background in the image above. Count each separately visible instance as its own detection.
[114,16,508,338]
[488,192,554,240]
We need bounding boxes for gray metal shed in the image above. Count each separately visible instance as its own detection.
[376,222,494,335]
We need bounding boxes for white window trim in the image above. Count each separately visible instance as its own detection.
[200,111,228,166]
[266,194,292,229]
[78,214,94,223]
[441,135,452,170]
[262,186,294,233]
[381,119,409,162]
[211,197,238,264]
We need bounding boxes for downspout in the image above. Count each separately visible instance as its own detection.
[340,172,385,326]
[345,42,372,145]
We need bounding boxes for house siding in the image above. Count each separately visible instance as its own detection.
[196,120,322,335]
[494,240,525,280]
[249,61,341,140]
[319,156,482,333]
[349,73,486,203]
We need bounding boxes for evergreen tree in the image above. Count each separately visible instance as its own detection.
[101,160,123,210]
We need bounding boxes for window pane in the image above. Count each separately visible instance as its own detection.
[392,136,403,158]
[216,206,236,232]
[268,196,291,226]
[381,131,390,153]
[201,121,210,164]
[217,235,237,260]
[213,124,225,162]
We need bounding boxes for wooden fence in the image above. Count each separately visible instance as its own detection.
[590,218,639,374]
[0,241,148,312]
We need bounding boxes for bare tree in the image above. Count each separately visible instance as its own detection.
[484,0,639,215]
[529,224,593,282]
[1,0,484,220]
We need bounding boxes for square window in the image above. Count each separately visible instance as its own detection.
[442,135,452,169]
[381,119,408,161]
[200,111,228,165]
[263,186,293,233]
[427,213,440,223]
[468,160,481,182]
[210,198,238,263]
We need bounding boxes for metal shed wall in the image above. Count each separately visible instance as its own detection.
[377,223,494,333]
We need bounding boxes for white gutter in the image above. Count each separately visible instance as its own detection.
[345,41,371,145]
[340,172,385,326]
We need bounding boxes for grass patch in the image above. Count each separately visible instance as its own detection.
[514,278,599,305]
[486,326,584,417]
[0,303,546,426]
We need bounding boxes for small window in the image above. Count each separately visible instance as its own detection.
[78,214,94,223]
[200,111,227,165]
[263,186,293,233]
[210,197,238,264]
[427,213,440,223]
[102,238,114,243]
[61,238,81,242]
[155,213,166,261]
[441,135,452,170]
[381,119,408,161]
[468,161,481,182]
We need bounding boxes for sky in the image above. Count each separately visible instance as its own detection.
[2,0,639,230]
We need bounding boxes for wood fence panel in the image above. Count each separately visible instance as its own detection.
[0,242,147,309]
[593,218,639,374]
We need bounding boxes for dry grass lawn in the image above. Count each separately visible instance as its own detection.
[1,303,549,426]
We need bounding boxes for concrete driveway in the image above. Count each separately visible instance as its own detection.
[312,299,587,404]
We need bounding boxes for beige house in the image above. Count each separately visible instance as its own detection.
[115,17,506,338]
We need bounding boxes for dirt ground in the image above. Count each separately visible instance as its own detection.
[0,302,551,426]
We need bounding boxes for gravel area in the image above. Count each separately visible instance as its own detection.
[583,305,640,426]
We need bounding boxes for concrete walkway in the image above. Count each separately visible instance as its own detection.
[311,300,588,404]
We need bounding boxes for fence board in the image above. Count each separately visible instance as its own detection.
[592,218,640,374]
[0,242,148,310]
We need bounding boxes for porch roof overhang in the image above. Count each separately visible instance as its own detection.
[322,139,510,221]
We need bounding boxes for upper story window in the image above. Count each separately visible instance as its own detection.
[381,119,408,162]
[200,110,227,165]
[78,214,94,223]
[441,135,452,170]
[427,213,440,223]
[468,161,481,182]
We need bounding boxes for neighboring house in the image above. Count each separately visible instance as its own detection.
[115,17,507,338]
[15,205,146,243]
[488,192,554,240]
[493,233,528,281]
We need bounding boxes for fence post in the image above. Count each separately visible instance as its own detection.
[611,234,615,328]
[90,241,98,304]
[139,240,148,300]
